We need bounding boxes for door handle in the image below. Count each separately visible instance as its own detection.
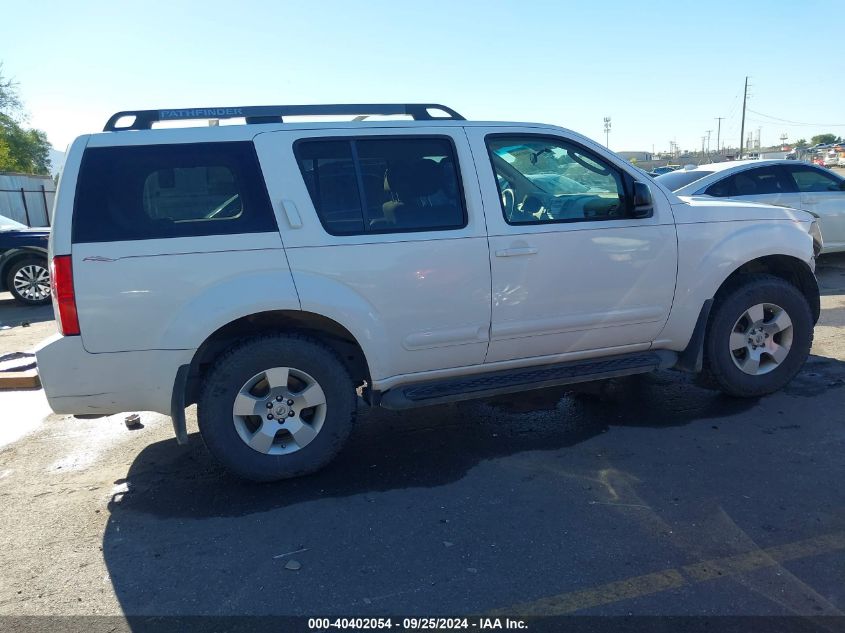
[280,199,303,228]
[495,247,538,257]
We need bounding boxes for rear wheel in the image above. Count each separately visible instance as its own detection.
[702,274,813,397]
[7,257,51,306]
[197,334,357,481]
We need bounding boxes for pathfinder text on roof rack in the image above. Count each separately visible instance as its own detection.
[103,103,466,131]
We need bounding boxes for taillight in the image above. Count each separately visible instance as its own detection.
[50,255,80,336]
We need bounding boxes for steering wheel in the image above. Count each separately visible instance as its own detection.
[501,188,516,220]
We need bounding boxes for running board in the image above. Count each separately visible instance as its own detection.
[378,351,677,410]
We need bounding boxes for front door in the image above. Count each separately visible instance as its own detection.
[783,163,845,250]
[466,128,678,364]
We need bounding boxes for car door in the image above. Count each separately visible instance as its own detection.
[465,127,677,364]
[253,127,492,381]
[782,164,845,250]
[701,164,799,209]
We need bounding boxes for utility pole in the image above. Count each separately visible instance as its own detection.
[603,117,611,148]
[706,130,712,155]
[739,76,748,159]
[715,117,724,154]
[701,136,706,155]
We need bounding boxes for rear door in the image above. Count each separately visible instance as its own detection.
[253,127,492,381]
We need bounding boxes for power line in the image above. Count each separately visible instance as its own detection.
[746,108,845,127]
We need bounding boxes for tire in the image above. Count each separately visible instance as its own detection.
[197,333,357,481]
[6,256,51,306]
[702,274,813,397]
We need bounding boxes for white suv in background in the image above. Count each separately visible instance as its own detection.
[37,104,822,481]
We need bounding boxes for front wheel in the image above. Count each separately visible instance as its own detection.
[197,334,357,481]
[7,257,51,306]
[702,274,814,397]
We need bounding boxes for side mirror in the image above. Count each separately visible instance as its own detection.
[631,181,654,218]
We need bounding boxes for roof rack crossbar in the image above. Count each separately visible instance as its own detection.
[103,103,465,131]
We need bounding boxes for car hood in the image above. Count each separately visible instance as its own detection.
[672,196,815,224]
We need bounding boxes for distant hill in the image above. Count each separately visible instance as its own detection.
[49,148,66,177]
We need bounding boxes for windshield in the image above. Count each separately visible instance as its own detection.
[655,170,714,192]
[0,214,27,231]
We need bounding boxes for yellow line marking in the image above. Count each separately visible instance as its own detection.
[498,530,845,616]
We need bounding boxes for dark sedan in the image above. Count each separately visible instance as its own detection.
[0,214,51,306]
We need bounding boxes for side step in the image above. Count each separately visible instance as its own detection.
[378,351,677,410]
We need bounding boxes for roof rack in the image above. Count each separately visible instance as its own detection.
[103,103,465,131]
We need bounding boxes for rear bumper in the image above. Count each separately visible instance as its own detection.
[34,334,194,416]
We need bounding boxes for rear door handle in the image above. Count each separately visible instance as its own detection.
[280,199,303,228]
[495,247,538,257]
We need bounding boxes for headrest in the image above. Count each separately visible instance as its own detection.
[385,159,442,200]
[734,174,756,195]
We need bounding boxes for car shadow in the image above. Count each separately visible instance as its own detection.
[101,353,845,618]
[104,357,845,522]
[817,252,845,297]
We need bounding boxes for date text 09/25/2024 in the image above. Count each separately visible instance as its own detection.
[307,618,528,630]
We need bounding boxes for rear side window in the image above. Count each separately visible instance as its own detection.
[705,166,791,197]
[295,137,466,235]
[654,170,713,192]
[73,142,276,242]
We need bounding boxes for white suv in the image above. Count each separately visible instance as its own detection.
[37,104,823,481]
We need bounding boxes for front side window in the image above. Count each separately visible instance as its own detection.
[73,142,276,242]
[705,166,791,197]
[785,166,843,192]
[295,137,466,235]
[486,136,626,224]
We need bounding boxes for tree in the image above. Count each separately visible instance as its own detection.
[811,133,838,146]
[793,139,808,148]
[0,64,51,175]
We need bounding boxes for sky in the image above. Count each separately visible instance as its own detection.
[3,0,844,154]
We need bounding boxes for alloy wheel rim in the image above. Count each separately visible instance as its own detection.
[729,302,793,376]
[232,366,327,455]
[13,264,51,301]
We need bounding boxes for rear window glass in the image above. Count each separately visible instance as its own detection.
[295,137,466,235]
[655,170,713,192]
[73,142,276,242]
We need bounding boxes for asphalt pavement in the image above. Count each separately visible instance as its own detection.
[0,255,843,624]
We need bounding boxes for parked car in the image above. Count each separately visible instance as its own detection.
[823,153,839,168]
[657,159,845,253]
[0,214,51,305]
[36,104,821,481]
[650,165,681,176]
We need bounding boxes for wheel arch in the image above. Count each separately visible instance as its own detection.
[674,254,819,373]
[183,310,372,407]
[714,254,820,323]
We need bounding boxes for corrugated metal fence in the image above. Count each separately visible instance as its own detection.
[0,173,55,227]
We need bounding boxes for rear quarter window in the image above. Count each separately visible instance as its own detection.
[73,142,277,242]
[655,170,713,192]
